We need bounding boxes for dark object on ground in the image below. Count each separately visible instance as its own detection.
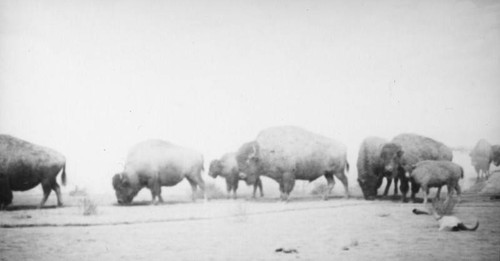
[412,207,479,231]
[275,248,298,254]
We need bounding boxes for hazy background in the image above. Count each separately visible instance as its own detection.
[1,0,499,194]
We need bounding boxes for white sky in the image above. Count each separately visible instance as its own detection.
[1,0,499,191]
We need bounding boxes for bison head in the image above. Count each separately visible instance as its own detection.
[208,160,222,178]
[357,175,379,200]
[236,141,261,185]
[112,173,141,204]
[380,143,403,176]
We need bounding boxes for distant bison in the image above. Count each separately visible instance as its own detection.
[357,137,398,200]
[112,140,206,204]
[380,133,453,202]
[208,152,263,199]
[0,134,67,209]
[236,126,349,201]
[409,160,463,204]
[469,139,493,180]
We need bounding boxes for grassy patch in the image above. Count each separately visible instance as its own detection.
[432,197,458,216]
[310,183,330,196]
[195,183,226,200]
[80,197,98,216]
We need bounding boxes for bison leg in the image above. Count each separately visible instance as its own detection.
[39,183,52,208]
[400,177,410,202]
[383,177,392,197]
[233,180,239,199]
[409,182,420,203]
[421,186,429,204]
[225,179,232,199]
[474,166,481,181]
[435,186,442,200]
[324,173,335,200]
[282,172,295,202]
[333,171,349,199]
[253,178,264,198]
[187,176,206,201]
[455,183,461,196]
[187,179,198,201]
[51,182,63,207]
[393,177,399,196]
[278,182,288,201]
[148,177,162,205]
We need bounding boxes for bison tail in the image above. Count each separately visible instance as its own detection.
[61,164,67,186]
[460,166,464,179]
[345,159,350,173]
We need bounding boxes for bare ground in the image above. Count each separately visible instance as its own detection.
[1,191,499,261]
[1,152,500,260]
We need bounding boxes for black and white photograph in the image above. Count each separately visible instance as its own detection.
[1,0,499,260]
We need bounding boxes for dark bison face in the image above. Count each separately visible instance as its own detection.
[208,160,221,179]
[357,175,379,200]
[380,143,403,175]
[492,145,500,166]
[112,173,140,204]
[236,141,260,185]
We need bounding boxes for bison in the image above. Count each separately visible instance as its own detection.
[357,137,399,200]
[379,133,453,202]
[0,134,67,209]
[112,139,206,204]
[236,126,349,201]
[208,152,263,199]
[409,160,463,204]
[469,139,493,180]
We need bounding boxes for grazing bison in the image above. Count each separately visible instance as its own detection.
[469,139,493,180]
[409,160,463,204]
[357,137,399,200]
[380,133,453,202]
[236,126,349,201]
[0,134,67,209]
[112,140,206,204]
[208,152,263,199]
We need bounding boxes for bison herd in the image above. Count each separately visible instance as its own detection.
[1,126,500,209]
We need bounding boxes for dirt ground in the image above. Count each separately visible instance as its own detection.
[1,152,500,261]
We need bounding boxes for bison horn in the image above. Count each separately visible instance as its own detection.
[249,143,257,159]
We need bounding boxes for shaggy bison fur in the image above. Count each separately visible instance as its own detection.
[112,140,205,204]
[0,134,67,209]
[380,133,453,202]
[357,137,399,200]
[208,152,263,199]
[469,139,493,180]
[236,126,349,201]
[409,160,463,204]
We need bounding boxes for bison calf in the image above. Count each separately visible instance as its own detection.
[409,161,463,204]
[208,152,263,199]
